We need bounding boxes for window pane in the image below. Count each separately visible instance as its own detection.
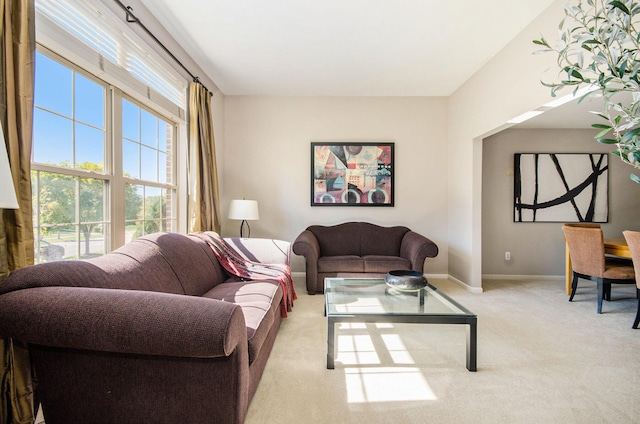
[145,186,161,220]
[141,146,157,182]
[122,99,139,141]
[125,184,144,221]
[75,74,104,128]
[79,177,104,222]
[125,222,140,244]
[75,123,105,171]
[80,224,106,260]
[123,140,140,179]
[32,169,109,264]
[35,51,72,116]
[33,171,76,263]
[141,110,157,148]
[38,171,76,226]
[33,109,73,166]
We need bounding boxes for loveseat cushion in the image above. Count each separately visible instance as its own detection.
[307,222,410,256]
[359,226,410,256]
[308,225,361,257]
[318,255,364,273]
[362,255,410,273]
[204,281,282,365]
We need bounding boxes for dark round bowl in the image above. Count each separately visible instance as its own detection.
[385,270,427,291]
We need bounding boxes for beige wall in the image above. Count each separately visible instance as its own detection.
[447,0,566,288]
[114,0,628,287]
[222,96,449,275]
[482,128,640,276]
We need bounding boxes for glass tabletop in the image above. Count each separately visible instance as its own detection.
[325,277,476,317]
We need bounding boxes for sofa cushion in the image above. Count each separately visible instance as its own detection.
[318,256,364,273]
[362,255,411,273]
[0,243,187,296]
[132,233,229,295]
[0,233,231,298]
[204,281,282,365]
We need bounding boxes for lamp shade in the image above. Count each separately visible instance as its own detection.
[228,199,259,220]
[0,123,19,209]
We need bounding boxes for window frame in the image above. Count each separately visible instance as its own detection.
[32,45,182,257]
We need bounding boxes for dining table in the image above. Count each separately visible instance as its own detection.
[564,237,632,295]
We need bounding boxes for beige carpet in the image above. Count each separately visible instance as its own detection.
[245,277,640,424]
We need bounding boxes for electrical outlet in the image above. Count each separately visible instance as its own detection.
[505,251,511,261]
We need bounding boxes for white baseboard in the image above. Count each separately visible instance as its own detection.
[482,274,564,281]
[424,273,449,280]
[446,275,484,293]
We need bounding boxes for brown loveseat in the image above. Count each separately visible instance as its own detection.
[293,222,438,294]
[0,232,292,424]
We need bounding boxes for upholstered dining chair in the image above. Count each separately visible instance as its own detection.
[562,225,635,313]
[623,230,640,328]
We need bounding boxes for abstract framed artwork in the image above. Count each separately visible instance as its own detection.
[311,142,394,206]
[513,153,609,223]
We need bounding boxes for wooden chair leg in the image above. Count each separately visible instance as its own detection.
[569,273,579,301]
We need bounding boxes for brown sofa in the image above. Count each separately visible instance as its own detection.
[0,232,292,424]
[292,222,438,294]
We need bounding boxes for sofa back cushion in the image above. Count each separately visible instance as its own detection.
[308,222,409,257]
[0,233,228,297]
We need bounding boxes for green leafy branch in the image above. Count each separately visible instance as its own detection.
[533,0,640,183]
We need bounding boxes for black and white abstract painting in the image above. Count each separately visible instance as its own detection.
[513,153,608,223]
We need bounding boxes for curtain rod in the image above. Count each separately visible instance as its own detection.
[113,0,211,93]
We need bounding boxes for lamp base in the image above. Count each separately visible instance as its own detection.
[239,220,251,238]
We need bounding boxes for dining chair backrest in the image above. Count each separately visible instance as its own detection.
[562,225,606,277]
[564,223,601,228]
[623,230,640,288]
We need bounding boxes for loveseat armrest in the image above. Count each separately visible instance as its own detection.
[0,287,247,358]
[292,230,321,293]
[400,231,439,273]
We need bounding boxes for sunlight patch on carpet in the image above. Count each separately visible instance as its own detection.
[337,334,381,365]
[381,334,415,364]
[336,323,416,366]
[344,367,437,403]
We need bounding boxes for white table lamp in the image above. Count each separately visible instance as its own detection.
[228,199,259,238]
[0,123,19,209]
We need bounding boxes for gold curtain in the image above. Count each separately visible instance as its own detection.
[0,0,36,423]
[188,81,221,233]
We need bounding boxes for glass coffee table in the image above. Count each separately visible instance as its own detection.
[325,277,477,371]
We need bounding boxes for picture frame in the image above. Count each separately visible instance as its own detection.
[513,152,609,223]
[311,142,394,206]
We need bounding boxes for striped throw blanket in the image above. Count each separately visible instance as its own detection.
[191,232,296,317]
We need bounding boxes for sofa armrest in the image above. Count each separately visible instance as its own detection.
[400,231,439,273]
[0,287,247,358]
[292,230,320,293]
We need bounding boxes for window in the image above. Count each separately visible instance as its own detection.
[32,48,178,263]
[121,99,176,240]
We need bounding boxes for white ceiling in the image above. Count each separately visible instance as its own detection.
[136,0,602,130]
[139,0,557,97]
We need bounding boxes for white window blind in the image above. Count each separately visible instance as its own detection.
[35,0,186,120]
